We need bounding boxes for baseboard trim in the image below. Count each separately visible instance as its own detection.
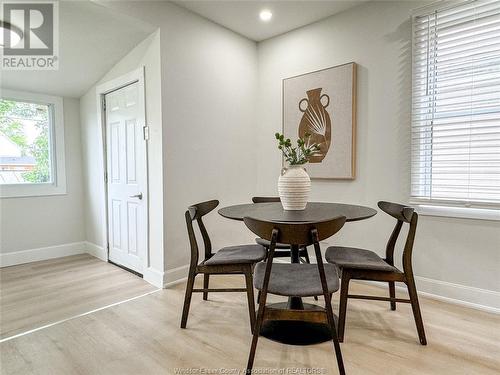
[143,267,165,288]
[164,264,190,288]
[358,277,500,315]
[84,241,107,261]
[164,276,188,288]
[0,242,87,267]
[83,242,164,289]
[0,241,167,289]
[414,276,500,314]
[305,253,500,314]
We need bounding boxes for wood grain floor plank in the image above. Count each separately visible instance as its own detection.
[1,267,499,374]
[0,256,500,375]
[0,254,157,339]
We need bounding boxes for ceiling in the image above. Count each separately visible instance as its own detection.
[172,0,368,41]
[0,1,368,97]
[0,1,155,98]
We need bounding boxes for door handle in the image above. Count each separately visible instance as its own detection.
[130,193,143,200]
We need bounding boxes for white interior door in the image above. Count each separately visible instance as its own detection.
[105,82,147,274]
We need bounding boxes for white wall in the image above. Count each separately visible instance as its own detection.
[79,1,498,309]
[97,2,259,283]
[80,31,164,282]
[0,98,86,264]
[159,3,259,274]
[257,1,500,310]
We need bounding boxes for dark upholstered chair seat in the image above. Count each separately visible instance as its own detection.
[182,200,259,333]
[254,263,340,297]
[324,202,427,346]
[204,245,266,266]
[255,238,291,249]
[325,246,399,272]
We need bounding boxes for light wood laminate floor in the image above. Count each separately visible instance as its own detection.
[1,258,499,375]
[0,254,157,339]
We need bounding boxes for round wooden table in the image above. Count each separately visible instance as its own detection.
[218,201,377,345]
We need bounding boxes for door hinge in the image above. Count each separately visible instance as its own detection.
[143,125,150,140]
[102,98,106,111]
[106,243,110,253]
[104,171,108,183]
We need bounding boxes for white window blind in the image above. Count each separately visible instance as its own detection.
[411,0,500,208]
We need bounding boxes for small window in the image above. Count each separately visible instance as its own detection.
[0,90,66,198]
[411,0,500,211]
[0,99,53,184]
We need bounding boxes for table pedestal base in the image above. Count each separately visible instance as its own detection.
[259,302,337,345]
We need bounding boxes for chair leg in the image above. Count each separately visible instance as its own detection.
[313,237,345,375]
[338,270,351,342]
[389,281,396,311]
[302,248,318,301]
[203,274,210,301]
[246,291,267,372]
[406,277,427,345]
[248,236,277,373]
[244,269,256,333]
[324,294,346,375]
[180,269,196,328]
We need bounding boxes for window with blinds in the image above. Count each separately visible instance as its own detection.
[411,0,500,208]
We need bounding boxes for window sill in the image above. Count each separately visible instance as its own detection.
[0,182,67,199]
[414,204,500,222]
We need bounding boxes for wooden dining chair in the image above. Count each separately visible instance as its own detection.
[252,197,318,301]
[252,197,312,264]
[181,200,266,332]
[325,201,427,345]
[243,216,347,375]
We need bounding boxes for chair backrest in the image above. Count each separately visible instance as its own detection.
[185,199,218,266]
[243,216,346,247]
[252,196,281,203]
[377,201,418,272]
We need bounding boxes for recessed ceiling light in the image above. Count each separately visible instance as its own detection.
[259,9,272,22]
[0,21,23,48]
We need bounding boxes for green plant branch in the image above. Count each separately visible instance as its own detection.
[275,132,320,165]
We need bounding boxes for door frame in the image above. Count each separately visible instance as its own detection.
[96,66,149,275]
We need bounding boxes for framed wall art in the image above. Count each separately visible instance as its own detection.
[282,62,357,179]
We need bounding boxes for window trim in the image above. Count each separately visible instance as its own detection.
[414,204,500,221]
[412,0,466,18]
[0,89,66,198]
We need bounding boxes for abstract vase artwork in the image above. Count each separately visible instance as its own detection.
[283,62,357,179]
[298,88,331,163]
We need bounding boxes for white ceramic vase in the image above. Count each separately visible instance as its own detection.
[278,165,311,210]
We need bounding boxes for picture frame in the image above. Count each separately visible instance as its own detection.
[282,62,357,179]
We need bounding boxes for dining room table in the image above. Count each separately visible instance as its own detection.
[218,201,377,345]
